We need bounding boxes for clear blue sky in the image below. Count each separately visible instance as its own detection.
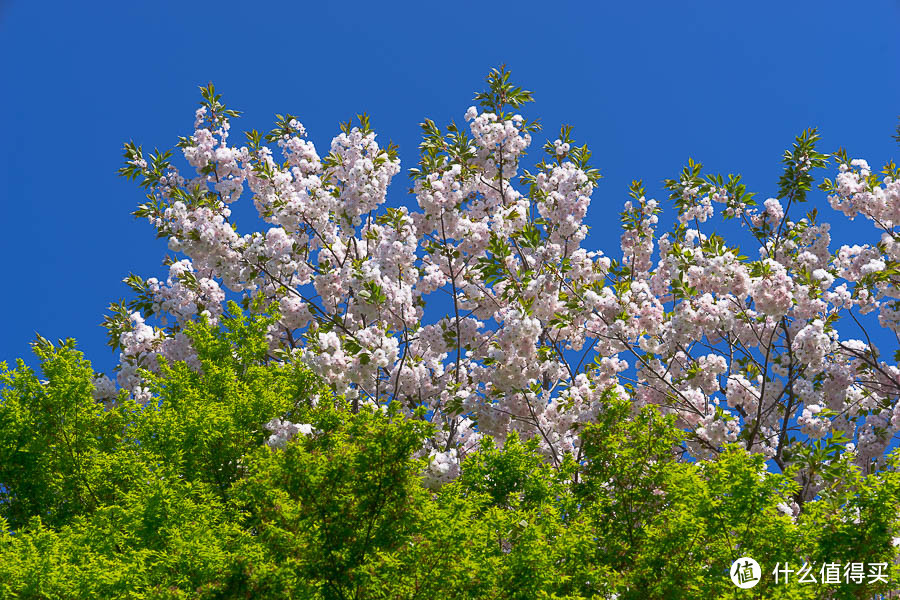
[1,1,898,376]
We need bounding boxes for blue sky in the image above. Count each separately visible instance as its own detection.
[1,0,898,377]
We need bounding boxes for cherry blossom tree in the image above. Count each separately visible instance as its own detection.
[106,67,900,498]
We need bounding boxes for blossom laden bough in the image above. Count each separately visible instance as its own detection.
[106,67,900,497]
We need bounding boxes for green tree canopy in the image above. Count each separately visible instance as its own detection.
[1,306,899,598]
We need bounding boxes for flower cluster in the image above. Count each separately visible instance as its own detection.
[109,72,900,495]
[264,417,314,449]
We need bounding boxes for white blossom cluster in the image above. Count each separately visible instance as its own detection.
[107,78,900,494]
[264,417,314,449]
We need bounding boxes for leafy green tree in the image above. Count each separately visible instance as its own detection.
[2,307,899,599]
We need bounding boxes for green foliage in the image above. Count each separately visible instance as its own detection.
[0,482,260,599]
[776,128,829,205]
[0,307,324,598]
[621,447,798,598]
[576,400,684,573]
[1,315,899,598]
[234,403,433,599]
[456,432,569,510]
[0,335,136,530]
[473,64,537,118]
